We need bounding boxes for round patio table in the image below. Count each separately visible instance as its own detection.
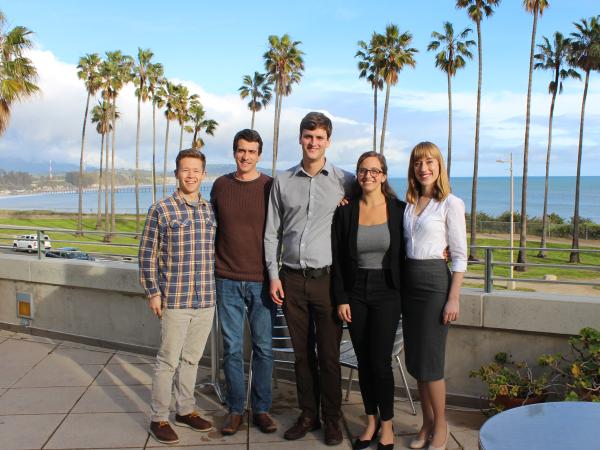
[479,401,600,450]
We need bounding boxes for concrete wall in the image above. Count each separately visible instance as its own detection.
[1,254,599,406]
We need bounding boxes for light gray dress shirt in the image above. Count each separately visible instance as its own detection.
[264,160,355,281]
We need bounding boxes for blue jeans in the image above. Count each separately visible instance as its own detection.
[216,277,275,414]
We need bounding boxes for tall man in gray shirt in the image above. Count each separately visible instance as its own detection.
[264,112,354,446]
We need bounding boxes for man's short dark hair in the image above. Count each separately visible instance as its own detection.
[175,148,206,172]
[233,129,263,155]
[299,112,332,138]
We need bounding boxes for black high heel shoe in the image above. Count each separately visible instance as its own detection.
[353,420,381,450]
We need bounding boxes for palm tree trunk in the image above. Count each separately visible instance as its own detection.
[517,10,538,271]
[110,98,117,240]
[163,120,170,198]
[372,86,378,153]
[179,123,184,151]
[469,19,483,261]
[538,77,559,258]
[96,132,105,229]
[77,91,92,236]
[104,128,110,241]
[570,70,589,263]
[251,108,256,130]
[152,102,157,204]
[135,96,141,237]
[380,82,391,155]
[192,128,199,149]
[447,71,453,179]
[271,87,281,177]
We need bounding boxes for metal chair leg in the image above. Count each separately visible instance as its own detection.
[245,350,253,411]
[396,354,416,415]
[345,368,354,401]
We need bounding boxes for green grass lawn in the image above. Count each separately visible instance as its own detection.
[467,237,600,281]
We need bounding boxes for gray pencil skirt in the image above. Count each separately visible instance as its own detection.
[402,259,451,382]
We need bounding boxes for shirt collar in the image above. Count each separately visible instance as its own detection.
[173,190,208,207]
[293,159,331,177]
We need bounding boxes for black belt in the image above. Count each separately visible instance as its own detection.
[282,265,331,279]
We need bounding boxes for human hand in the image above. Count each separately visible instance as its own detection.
[270,279,285,305]
[338,197,349,207]
[443,296,459,325]
[442,246,450,261]
[148,295,162,318]
[337,304,352,323]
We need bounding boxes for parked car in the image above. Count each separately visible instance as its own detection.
[45,247,94,261]
[13,234,52,253]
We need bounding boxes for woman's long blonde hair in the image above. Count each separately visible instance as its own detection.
[406,141,451,205]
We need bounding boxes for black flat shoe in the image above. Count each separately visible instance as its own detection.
[377,443,394,450]
[353,420,381,450]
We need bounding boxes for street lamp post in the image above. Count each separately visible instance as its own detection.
[496,153,515,290]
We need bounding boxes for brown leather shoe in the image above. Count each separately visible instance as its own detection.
[150,421,179,444]
[174,411,213,432]
[324,418,343,446]
[284,415,321,440]
[253,412,277,433]
[221,413,243,436]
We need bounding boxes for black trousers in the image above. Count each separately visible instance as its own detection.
[348,269,402,421]
[280,268,342,421]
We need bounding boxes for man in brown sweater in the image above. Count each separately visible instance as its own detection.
[210,129,276,436]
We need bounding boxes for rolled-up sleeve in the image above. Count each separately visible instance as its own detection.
[138,204,161,297]
[446,196,468,273]
[264,177,283,281]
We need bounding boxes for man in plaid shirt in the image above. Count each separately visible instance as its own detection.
[139,148,216,445]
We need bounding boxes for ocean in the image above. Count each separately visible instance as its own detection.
[0,176,598,223]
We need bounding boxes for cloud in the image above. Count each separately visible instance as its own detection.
[1,48,598,177]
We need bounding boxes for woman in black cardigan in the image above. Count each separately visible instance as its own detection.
[332,151,405,450]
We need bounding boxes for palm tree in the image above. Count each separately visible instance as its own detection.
[456,0,501,261]
[356,33,385,152]
[534,32,580,257]
[147,63,164,204]
[76,53,102,236]
[160,81,178,198]
[517,0,550,271]
[569,16,600,263]
[185,102,218,149]
[428,22,475,178]
[90,101,118,230]
[263,34,304,176]
[375,24,418,154]
[238,71,272,130]
[0,11,39,136]
[100,51,133,241]
[132,48,154,236]
[173,84,198,151]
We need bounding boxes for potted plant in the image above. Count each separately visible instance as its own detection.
[538,327,600,402]
[470,352,550,415]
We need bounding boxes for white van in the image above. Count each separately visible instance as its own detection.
[12,234,52,252]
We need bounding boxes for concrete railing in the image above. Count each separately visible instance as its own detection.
[1,254,599,407]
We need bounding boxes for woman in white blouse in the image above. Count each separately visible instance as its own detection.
[403,142,467,450]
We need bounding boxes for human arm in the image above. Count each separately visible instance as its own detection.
[138,205,163,317]
[443,271,464,324]
[264,177,285,304]
[443,195,468,324]
[331,205,350,315]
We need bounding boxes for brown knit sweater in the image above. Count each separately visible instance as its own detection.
[210,172,273,282]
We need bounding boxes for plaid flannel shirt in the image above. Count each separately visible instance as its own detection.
[138,190,217,309]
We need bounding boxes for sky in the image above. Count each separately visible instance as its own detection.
[1,0,599,177]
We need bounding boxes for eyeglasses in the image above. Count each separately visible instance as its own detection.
[357,167,384,177]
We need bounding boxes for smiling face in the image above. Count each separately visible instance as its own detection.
[299,127,330,164]
[413,153,440,192]
[234,138,260,176]
[175,156,205,196]
[357,156,386,195]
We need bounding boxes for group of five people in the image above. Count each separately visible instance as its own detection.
[139,111,467,450]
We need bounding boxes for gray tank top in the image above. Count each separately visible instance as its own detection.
[357,222,390,269]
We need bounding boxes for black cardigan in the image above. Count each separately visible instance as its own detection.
[331,197,406,305]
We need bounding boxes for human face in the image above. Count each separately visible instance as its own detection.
[234,139,261,177]
[175,157,205,196]
[413,153,440,191]
[299,127,330,164]
[357,156,386,195]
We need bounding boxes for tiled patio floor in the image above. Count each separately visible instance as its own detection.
[0,329,484,449]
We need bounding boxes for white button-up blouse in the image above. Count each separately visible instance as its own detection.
[403,193,468,273]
